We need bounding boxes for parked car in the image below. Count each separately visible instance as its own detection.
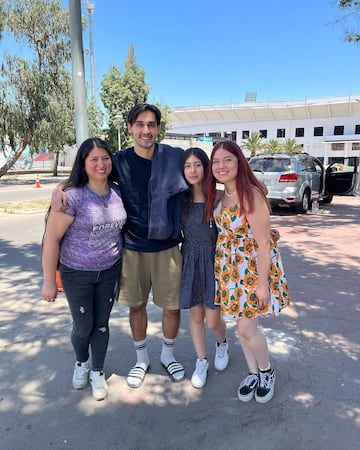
[248,153,359,213]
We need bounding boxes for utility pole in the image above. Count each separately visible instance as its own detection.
[69,0,89,147]
[85,0,96,102]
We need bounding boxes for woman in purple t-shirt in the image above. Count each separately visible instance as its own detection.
[41,138,127,401]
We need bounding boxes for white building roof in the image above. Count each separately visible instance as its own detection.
[169,94,360,124]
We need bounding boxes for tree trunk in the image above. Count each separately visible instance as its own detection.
[53,152,59,176]
[0,136,30,178]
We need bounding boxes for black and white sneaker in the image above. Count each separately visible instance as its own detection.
[255,366,276,403]
[237,373,259,402]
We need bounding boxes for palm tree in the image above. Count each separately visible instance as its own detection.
[242,131,265,157]
[281,138,303,153]
[264,139,282,153]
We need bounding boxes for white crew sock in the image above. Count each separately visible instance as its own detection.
[134,338,149,369]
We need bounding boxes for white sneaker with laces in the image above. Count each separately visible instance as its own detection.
[90,370,108,401]
[72,360,89,390]
[191,358,209,389]
[214,341,229,371]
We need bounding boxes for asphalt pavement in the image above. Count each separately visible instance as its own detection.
[0,179,359,450]
[0,173,68,202]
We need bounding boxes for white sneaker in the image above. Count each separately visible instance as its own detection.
[90,370,108,401]
[214,341,229,371]
[72,360,89,390]
[191,358,209,389]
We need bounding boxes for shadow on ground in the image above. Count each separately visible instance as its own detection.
[0,197,359,450]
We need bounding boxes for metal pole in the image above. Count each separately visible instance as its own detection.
[69,0,89,147]
[114,115,122,150]
[86,2,96,102]
[117,125,121,151]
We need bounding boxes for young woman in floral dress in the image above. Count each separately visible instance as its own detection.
[205,141,290,403]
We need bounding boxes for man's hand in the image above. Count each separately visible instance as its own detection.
[51,185,67,212]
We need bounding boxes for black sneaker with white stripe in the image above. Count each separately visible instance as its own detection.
[255,366,276,403]
[237,373,259,402]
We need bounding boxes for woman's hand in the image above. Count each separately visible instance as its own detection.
[42,282,58,302]
[255,284,270,309]
[270,228,280,242]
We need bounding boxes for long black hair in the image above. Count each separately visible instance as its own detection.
[182,147,210,219]
[63,137,116,190]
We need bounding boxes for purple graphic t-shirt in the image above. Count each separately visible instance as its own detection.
[60,183,127,271]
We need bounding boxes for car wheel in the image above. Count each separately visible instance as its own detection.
[295,190,310,214]
[321,194,333,204]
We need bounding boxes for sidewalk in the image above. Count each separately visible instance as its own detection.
[0,196,359,450]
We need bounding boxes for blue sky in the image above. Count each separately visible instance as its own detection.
[2,0,360,108]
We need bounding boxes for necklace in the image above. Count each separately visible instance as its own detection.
[224,188,236,198]
[102,191,111,208]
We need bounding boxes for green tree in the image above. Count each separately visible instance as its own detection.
[264,138,282,153]
[0,0,75,177]
[241,131,266,157]
[87,98,105,139]
[280,138,303,153]
[0,3,4,40]
[334,1,360,42]
[100,45,170,151]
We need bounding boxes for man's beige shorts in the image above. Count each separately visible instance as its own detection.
[118,246,182,310]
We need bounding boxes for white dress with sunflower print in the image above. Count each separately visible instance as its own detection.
[213,202,290,319]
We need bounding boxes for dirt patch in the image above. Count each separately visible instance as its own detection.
[0,198,50,214]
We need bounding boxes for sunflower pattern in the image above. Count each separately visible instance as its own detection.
[214,203,290,319]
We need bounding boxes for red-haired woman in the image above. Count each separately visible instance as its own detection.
[205,141,290,404]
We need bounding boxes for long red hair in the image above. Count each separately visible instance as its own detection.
[205,141,269,220]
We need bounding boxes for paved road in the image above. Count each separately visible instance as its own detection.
[0,193,359,450]
[0,174,67,202]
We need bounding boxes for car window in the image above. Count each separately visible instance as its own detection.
[249,158,291,172]
[305,159,316,172]
[314,161,323,173]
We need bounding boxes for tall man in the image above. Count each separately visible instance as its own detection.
[114,103,189,388]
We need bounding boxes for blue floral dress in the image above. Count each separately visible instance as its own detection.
[213,202,290,319]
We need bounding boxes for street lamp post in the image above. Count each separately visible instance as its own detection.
[117,124,122,151]
[69,0,89,147]
[114,114,122,151]
[85,1,96,102]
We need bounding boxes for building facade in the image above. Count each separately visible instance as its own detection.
[167,94,360,165]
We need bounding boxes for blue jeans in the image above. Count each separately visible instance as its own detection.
[59,261,121,371]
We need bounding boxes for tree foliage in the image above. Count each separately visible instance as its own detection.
[87,98,105,139]
[281,138,303,153]
[0,3,4,40]
[0,0,75,177]
[241,131,266,157]
[100,45,170,151]
[335,0,360,42]
[243,134,303,156]
[264,138,282,153]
